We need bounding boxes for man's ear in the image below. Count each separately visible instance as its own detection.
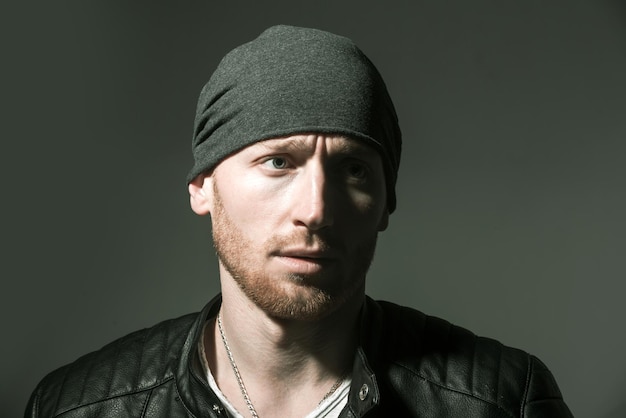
[377,209,389,232]
[188,174,213,216]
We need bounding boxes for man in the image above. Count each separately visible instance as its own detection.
[26,25,572,417]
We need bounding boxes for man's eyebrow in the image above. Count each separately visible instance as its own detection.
[333,140,379,157]
[256,137,380,157]
[256,138,312,153]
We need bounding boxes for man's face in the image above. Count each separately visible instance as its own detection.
[191,134,389,320]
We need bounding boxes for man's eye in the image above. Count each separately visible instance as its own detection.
[263,157,289,169]
[346,163,368,179]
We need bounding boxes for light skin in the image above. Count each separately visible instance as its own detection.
[189,134,389,416]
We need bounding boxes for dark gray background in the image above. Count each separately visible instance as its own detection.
[3,1,625,417]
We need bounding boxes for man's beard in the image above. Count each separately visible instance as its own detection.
[210,185,378,321]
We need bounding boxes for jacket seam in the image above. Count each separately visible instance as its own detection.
[520,353,532,418]
[174,379,197,418]
[31,386,41,418]
[139,387,153,417]
[76,349,97,405]
[393,360,516,418]
[52,375,175,417]
[134,329,149,390]
[51,364,70,414]
[526,396,566,403]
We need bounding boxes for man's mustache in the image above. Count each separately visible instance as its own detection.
[266,230,345,255]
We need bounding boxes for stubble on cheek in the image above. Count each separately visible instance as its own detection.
[210,183,377,321]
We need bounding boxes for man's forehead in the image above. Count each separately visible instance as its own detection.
[250,135,382,157]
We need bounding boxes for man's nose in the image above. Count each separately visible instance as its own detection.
[291,163,334,231]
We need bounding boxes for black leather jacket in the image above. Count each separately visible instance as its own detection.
[25,295,573,417]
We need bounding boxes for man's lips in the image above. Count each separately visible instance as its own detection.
[279,251,326,258]
[274,247,337,260]
[272,248,337,273]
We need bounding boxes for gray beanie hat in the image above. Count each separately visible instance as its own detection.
[188,25,402,212]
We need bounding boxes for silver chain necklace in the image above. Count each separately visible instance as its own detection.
[216,311,347,418]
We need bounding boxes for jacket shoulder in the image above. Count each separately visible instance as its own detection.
[27,312,199,417]
[369,300,571,417]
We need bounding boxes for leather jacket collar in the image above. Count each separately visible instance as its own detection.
[176,294,381,417]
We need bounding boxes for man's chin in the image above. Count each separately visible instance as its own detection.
[241,282,349,321]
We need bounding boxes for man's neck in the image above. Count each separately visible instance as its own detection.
[205,277,362,416]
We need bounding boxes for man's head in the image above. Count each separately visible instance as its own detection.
[188,26,402,320]
[187,25,401,213]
